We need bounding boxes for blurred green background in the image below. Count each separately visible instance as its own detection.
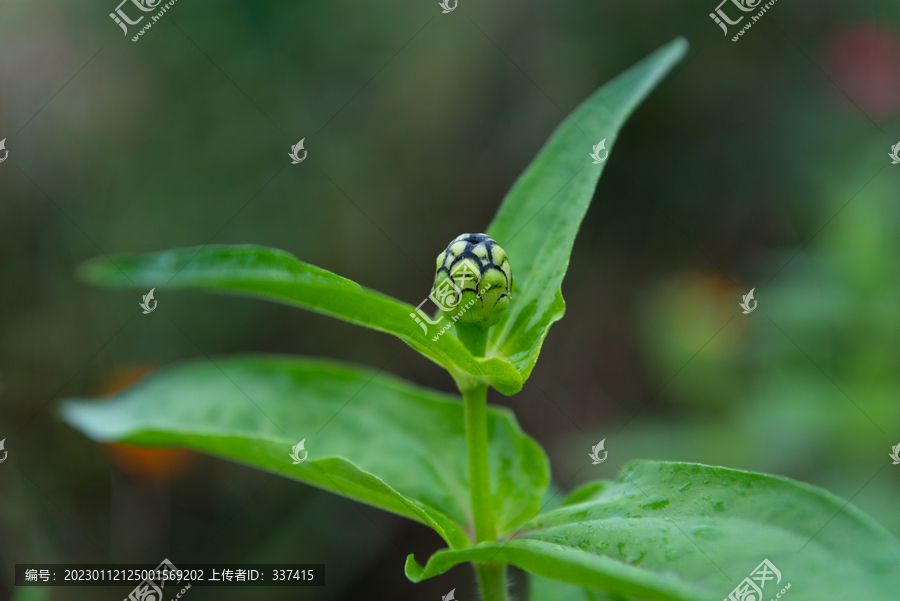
[1,0,899,599]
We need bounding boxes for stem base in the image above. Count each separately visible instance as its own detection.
[474,563,510,601]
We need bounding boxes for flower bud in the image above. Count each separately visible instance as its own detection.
[432,233,513,327]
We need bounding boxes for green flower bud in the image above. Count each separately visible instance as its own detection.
[431,233,513,327]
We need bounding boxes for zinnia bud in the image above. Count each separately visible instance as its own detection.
[432,233,513,327]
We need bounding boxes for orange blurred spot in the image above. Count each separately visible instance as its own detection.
[98,364,196,483]
[105,443,195,482]
[100,364,155,396]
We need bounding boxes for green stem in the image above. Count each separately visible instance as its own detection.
[463,382,494,543]
[474,563,509,601]
[458,324,507,601]
[463,382,509,601]
[455,322,488,357]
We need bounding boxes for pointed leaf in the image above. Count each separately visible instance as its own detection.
[486,37,688,383]
[77,245,523,394]
[60,356,548,546]
[405,539,708,601]
[520,461,900,600]
[407,461,900,600]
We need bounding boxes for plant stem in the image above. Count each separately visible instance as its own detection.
[456,322,488,357]
[462,381,508,601]
[463,382,495,543]
[458,324,507,601]
[474,563,509,601]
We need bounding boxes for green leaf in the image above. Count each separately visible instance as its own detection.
[405,539,706,601]
[529,461,900,600]
[408,461,900,600]
[528,574,616,601]
[77,245,523,394]
[486,37,688,382]
[75,39,687,396]
[59,355,549,546]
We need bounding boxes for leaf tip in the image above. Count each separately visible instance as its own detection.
[58,400,94,439]
[671,35,690,53]
[75,254,135,289]
[74,256,108,284]
[404,554,427,582]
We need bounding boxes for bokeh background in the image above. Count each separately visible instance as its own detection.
[1,0,899,599]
